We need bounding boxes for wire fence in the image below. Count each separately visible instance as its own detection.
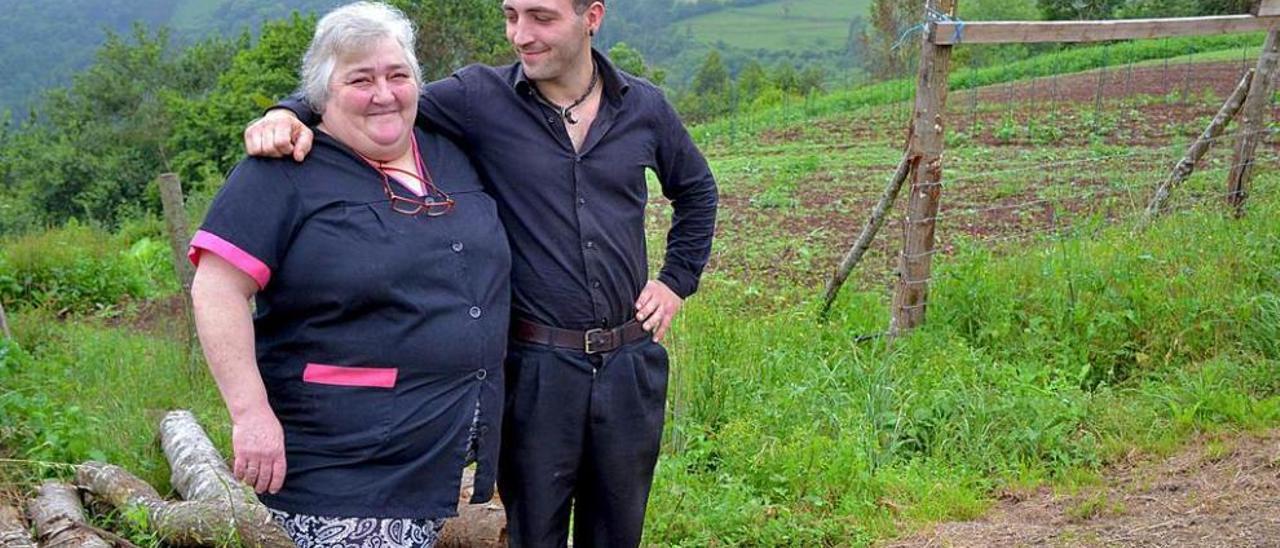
[761,35,1280,333]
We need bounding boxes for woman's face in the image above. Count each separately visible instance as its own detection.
[322,37,418,161]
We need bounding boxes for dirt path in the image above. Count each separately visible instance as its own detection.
[884,431,1280,547]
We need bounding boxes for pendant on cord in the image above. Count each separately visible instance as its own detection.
[532,61,598,126]
[561,106,579,125]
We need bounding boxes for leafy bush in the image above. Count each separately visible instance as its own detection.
[0,221,173,315]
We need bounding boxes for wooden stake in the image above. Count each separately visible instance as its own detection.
[0,301,10,341]
[1227,29,1280,217]
[1146,69,1253,218]
[892,0,956,336]
[157,173,195,293]
[157,173,199,365]
[0,504,36,548]
[821,151,913,316]
[27,482,112,548]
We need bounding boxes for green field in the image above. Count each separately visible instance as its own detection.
[678,0,871,52]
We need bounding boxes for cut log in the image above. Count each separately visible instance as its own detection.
[158,410,293,547]
[439,468,506,548]
[27,482,111,548]
[76,460,291,547]
[0,504,36,548]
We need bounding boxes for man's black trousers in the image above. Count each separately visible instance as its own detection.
[498,337,669,547]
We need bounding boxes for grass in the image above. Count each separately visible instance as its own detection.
[641,184,1280,544]
[677,0,871,53]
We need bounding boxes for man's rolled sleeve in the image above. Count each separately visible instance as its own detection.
[652,89,718,299]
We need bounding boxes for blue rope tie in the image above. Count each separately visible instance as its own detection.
[891,23,927,51]
[893,8,967,50]
[926,7,966,45]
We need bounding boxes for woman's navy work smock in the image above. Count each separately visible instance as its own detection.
[188,127,510,520]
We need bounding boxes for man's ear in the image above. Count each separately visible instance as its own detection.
[586,2,605,37]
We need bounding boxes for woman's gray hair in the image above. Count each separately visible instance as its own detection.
[299,2,421,113]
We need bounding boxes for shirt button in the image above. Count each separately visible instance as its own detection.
[469,306,482,319]
[475,369,487,380]
[592,280,601,289]
[578,197,586,206]
[451,241,464,252]
[584,240,595,249]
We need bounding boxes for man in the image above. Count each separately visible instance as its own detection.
[242,0,717,546]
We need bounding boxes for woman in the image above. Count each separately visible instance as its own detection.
[189,3,509,546]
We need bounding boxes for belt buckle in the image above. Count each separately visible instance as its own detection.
[584,328,611,354]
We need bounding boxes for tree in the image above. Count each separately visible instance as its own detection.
[608,42,666,85]
[1037,0,1124,19]
[692,50,730,97]
[0,24,238,230]
[391,0,513,80]
[735,61,771,105]
[167,15,313,195]
[860,0,924,81]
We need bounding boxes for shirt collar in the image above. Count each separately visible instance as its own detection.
[512,47,630,106]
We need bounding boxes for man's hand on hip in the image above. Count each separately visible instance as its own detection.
[244,108,313,162]
[635,280,682,343]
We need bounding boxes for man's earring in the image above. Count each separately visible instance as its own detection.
[589,29,595,37]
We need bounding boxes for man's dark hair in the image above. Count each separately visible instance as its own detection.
[573,0,601,14]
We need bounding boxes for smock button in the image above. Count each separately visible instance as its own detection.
[592,280,601,288]
[469,306,482,319]
[475,369,487,380]
[451,241,464,252]
[585,240,595,249]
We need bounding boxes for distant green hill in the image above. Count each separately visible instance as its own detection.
[0,0,335,117]
[677,0,869,52]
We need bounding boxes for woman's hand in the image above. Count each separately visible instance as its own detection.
[232,408,287,494]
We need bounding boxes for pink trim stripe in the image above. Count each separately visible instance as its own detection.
[188,230,272,289]
[302,363,398,388]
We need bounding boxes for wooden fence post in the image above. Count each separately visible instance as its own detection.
[157,173,199,364]
[891,0,956,336]
[1226,29,1280,217]
[0,301,10,341]
[158,173,195,292]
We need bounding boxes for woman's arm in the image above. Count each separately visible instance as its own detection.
[191,253,287,495]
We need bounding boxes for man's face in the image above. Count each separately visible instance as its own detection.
[502,0,598,82]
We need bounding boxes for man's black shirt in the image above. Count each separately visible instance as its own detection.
[283,50,717,330]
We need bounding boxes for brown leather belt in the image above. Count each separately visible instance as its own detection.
[512,318,650,354]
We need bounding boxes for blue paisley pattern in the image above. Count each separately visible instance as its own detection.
[268,509,444,548]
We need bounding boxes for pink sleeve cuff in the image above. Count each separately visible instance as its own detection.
[188,230,272,289]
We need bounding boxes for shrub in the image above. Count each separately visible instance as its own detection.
[0,221,172,315]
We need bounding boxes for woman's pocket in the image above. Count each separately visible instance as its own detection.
[294,363,398,455]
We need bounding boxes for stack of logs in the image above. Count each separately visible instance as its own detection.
[0,410,506,547]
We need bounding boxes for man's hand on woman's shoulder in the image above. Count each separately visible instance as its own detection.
[245,109,313,162]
